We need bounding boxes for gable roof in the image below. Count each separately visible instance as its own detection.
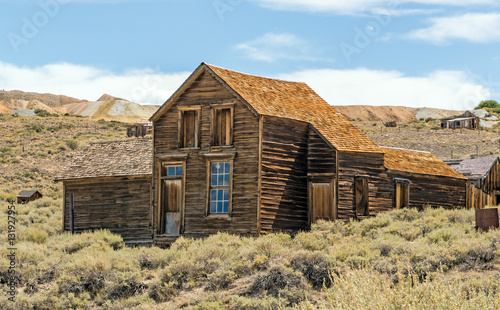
[152,63,381,153]
[55,138,152,181]
[382,147,467,179]
[451,155,498,179]
[17,190,41,198]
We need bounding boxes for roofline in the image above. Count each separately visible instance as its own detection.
[380,146,431,154]
[54,173,152,182]
[150,63,207,122]
[480,156,500,182]
[386,168,468,180]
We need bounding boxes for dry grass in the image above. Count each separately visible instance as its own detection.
[1,114,500,309]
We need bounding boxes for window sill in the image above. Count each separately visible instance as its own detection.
[178,147,200,151]
[205,214,232,220]
[209,145,234,152]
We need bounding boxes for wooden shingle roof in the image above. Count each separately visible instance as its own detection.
[151,63,381,153]
[452,155,498,179]
[205,64,381,153]
[382,147,467,179]
[55,138,152,181]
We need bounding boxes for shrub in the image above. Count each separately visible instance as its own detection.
[30,124,45,132]
[248,264,305,297]
[65,140,79,150]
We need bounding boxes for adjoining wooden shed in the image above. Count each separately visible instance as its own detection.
[16,190,43,204]
[55,138,153,245]
[383,147,467,210]
[148,63,469,245]
[446,156,500,209]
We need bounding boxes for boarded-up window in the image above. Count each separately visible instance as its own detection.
[395,179,410,209]
[212,107,233,146]
[179,109,200,148]
[355,178,369,217]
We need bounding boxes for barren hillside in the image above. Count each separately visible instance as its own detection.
[335,105,463,122]
[0,90,86,108]
[56,94,153,123]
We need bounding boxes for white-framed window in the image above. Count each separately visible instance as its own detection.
[204,153,235,216]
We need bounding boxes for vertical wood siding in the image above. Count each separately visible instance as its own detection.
[153,70,259,237]
[259,116,309,233]
[63,177,152,244]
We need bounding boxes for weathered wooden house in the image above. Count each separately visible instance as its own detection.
[441,111,480,130]
[55,138,153,245]
[148,63,468,245]
[446,156,500,209]
[16,190,43,204]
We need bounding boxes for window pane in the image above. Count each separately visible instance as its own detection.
[223,190,229,201]
[223,201,229,213]
[218,174,224,187]
[176,166,183,176]
[217,189,223,200]
[223,172,229,186]
[211,175,217,186]
[167,166,175,176]
[224,162,230,173]
[211,201,217,213]
[211,190,217,203]
[217,202,223,213]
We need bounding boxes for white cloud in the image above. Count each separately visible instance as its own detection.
[249,0,497,14]
[0,62,190,105]
[235,32,322,62]
[408,13,500,44]
[278,68,490,110]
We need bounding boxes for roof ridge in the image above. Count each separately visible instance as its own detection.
[381,146,431,154]
[204,63,309,85]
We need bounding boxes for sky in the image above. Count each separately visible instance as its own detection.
[1,0,500,110]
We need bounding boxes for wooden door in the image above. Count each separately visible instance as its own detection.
[160,179,182,235]
[355,178,369,217]
[395,181,409,209]
[310,181,335,223]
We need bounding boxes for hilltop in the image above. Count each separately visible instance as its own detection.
[0,90,157,122]
[56,94,154,123]
[335,105,463,122]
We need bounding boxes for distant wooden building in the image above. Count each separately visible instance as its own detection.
[446,156,500,209]
[16,190,42,204]
[127,120,153,137]
[148,63,468,245]
[55,139,153,245]
[441,111,480,130]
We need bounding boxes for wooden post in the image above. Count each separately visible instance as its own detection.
[69,193,74,234]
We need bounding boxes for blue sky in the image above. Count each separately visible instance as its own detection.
[1,0,500,110]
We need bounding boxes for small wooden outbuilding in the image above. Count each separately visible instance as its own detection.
[446,156,500,209]
[127,120,153,137]
[55,138,153,245]
[16,190,43,204]
[441,111,480,130]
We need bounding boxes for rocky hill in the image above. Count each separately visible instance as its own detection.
[0,90,86,108]
[335,105,463,122]
[56,94,153,123]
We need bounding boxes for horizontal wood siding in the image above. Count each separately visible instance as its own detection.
[153,69,259,238]
[389,172,467,209]
[63,177,152,243]
[260,116,309,233]
[337,151,392,219]
[308,128,336,175]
